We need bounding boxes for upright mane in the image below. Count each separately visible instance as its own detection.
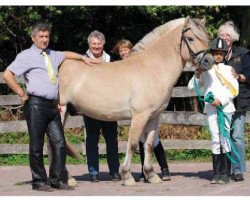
[131,17,210,54]
[131,18,185,53]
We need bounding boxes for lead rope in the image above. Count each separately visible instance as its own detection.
[193,78,240,164]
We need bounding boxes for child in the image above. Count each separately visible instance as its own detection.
[188,37,239,184]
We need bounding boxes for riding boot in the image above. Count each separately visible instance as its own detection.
[211,154,221,184]
[218,153,231,184]
[154,141,171,181]
[138,142,146,181]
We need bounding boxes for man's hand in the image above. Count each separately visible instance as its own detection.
[81,56,101,66]
[231,68,239,79]
[18,91,29,104]
[231,68,245,82]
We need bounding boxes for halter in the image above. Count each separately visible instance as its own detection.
[180,28,208,65]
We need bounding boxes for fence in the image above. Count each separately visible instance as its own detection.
[1,68,250,155]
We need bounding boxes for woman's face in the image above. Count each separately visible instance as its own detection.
[119,47,131,59]
[218,32,233,48]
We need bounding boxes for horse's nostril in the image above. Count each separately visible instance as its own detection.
[200,54,214,70]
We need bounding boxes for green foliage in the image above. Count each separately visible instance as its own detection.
[0,132,29,144]
[196,126,211,140]
[64,129,84,144]
[167,149,211,161]
[0,154,30,165]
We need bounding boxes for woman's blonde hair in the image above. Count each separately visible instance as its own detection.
[112,39,133,55]
[218,21,240,42]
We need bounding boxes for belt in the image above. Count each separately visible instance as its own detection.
[28,94,58,106]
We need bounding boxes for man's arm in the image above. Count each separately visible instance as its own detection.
[63,51,100,66]
[2,69,28,103]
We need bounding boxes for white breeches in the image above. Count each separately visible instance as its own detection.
[206,109,232,154]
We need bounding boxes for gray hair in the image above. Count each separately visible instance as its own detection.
[87,30,105,44]
[218,21,240,42]
[31,22,51,37]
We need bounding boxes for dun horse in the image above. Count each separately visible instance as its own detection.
[59,16,214,186]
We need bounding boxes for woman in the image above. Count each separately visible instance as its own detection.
[113,39,171,181]
[218,21,250,182]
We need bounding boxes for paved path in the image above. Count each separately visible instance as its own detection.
[0,162,250,196]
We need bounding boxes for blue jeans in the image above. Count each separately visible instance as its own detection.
[83,116,120,176]
[231,111,246,174]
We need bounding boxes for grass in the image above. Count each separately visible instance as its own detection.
[0,149,213,166]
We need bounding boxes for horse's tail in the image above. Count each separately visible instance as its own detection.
[65,139,80,159]
[59,104,81,159]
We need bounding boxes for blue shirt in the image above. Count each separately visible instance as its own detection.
[7,44,65,100]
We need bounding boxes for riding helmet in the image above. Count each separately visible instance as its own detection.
[210,37,228,52]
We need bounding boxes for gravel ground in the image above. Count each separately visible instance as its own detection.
[0,162,249,196]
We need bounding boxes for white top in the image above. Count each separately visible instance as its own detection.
[188,63,239,113]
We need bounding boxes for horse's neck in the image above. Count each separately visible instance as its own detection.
[138,28,184,86]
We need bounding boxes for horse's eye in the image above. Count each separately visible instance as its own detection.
[187,37,194,42]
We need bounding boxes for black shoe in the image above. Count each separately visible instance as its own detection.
[218,174,230,184]
[50,181,75,190]
[111,173,121,181]
[136,173,149,182]
[210,174,220,184]
[89,174,100,182]
[161,168,171,181]
[232,173,244,182]
[32,183,54,192]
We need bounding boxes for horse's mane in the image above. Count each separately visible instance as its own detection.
[131,17,210,54]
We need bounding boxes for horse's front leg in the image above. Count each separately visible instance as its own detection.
[143,116,162,183]
[120,113,149,186]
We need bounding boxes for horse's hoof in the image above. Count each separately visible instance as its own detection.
[123,178,138,186]
[148,174,162,184]
[68,177,78,187]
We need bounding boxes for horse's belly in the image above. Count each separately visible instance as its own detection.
[74,100,132,121]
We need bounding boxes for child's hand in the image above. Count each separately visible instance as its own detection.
[211,98,221,107]
[195,68,204,78]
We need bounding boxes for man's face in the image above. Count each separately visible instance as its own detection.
[88,37,104,58]
[32,30,50,50]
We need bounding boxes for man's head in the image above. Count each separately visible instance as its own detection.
[87,30,105,58]
[31,22,51,50]
[210,37,228,64]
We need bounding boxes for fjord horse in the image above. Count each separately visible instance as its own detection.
[59,16,214,186]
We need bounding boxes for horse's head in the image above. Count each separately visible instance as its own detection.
[180,16,214,70]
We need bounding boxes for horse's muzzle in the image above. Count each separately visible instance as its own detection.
[195,52,214,70]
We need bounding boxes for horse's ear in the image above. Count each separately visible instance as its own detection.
[184,16,190,28]
[200,18,206,26]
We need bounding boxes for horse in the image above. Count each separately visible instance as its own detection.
[58,16,214,186]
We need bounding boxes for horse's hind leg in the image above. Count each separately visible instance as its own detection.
[143,116,162,183]
[120,113,149,186]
